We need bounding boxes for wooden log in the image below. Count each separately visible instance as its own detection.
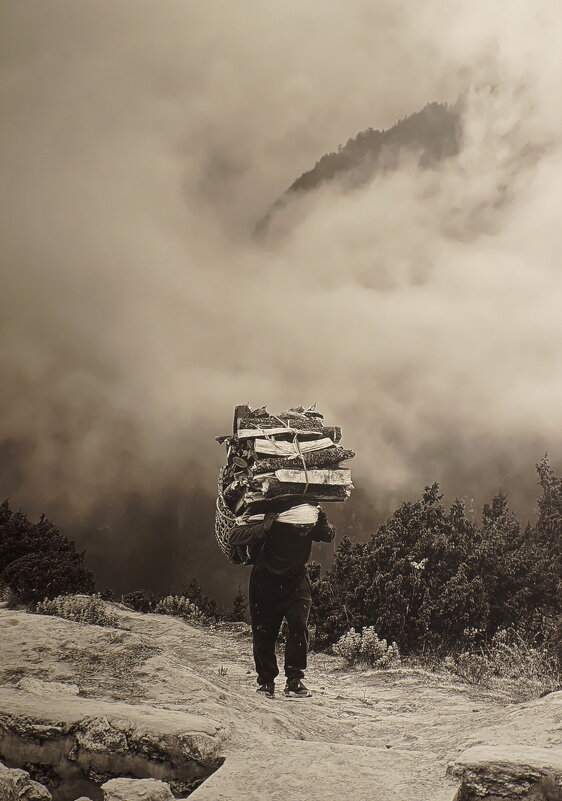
[223,479,248,506]
[233,405,252,436]
[249,472,275,485]
[237,426,316,438]
[237,414,324,432]
[246,480,351,503]
[237,426,341,442]
[254,436,334,456]
[254,446,355,472]
[274,469,352,486]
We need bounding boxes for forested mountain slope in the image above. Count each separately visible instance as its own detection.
[257,101,460,234]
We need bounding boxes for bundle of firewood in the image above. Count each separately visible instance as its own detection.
[215,404,355,529]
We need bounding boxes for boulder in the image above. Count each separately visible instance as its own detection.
[0,761,52,801]
[0,687,226,787]
[448,745,562,800]
[102,777,174,801]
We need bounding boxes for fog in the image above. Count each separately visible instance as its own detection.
[1,1,561,597]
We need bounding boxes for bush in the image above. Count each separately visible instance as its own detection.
[332,628,362,663]
[444,627,561,700]
[311,486,487,652]
[36,594,118,627]
[155,595,203,621]
[310,460,562,657]
[333,626,401,668]
[0,580,19,607]
[359,627,401,667]
[0,501,94,604]
[182,578,218,619]
[3,552,95,605]
[121,590,158,613]
[545,615,562,669]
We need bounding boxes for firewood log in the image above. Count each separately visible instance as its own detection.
[237,414,324,432]
[274,468,352,486]
[254,446,355,472]
[246,480,351,503]
[237,426,341,442]
[254,436,334,456]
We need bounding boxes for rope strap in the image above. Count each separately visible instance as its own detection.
[293,433,310,496]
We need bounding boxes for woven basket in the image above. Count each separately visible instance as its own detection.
[214,468,238,561]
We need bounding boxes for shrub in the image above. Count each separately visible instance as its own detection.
[121,590,158,613]
[311,486,487,652]
[359,626,401,668]
[182,578,218,619]
[332,627,362,663]
[0,580,19,607]
[155,595,203,621]
[310,460,562,656]
[0,501,94,604]
[445,627,561,700]
[544,615,562,669]
[36,594,118,627]
[333,626,401,668]
[3,552,95,605]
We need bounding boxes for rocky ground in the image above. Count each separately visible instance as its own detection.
[0,603,560,801]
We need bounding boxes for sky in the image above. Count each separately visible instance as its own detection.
[1,1,561,597]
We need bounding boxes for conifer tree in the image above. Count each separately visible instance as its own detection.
[1,500,94,604]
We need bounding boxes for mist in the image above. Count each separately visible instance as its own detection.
[1,1,561,598]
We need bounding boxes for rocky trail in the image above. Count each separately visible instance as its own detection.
[0,604,560,800]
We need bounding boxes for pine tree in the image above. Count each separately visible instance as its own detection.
[477,490,534,633]
[229,586,247,622]
[527,457,562,624]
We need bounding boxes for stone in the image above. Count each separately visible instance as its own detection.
[0,687,226,786]
[19,782,52,801]
[75,716,129,752]
[0,761,52,801]
[188,740,456,801]
[0,687,226,799]
[448,745,562,799]
[102,777,175,801]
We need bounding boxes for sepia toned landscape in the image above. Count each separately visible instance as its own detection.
[1,2,561,799]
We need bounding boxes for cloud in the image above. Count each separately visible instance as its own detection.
[1,0,561,591]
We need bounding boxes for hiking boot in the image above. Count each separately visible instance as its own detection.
[284,678,312,698]
[256,682,275,698]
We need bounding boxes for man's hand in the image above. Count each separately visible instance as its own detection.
[311,505,335,543]
[264,511,278,533]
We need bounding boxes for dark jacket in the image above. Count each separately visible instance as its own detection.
[228,509,335,574]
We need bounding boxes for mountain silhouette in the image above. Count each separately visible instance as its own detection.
[256,101,460,236]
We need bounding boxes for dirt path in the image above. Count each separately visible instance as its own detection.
[120,609,511,797]
[0,605,554,801]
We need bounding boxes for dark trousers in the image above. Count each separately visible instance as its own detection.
[249,566,312,685]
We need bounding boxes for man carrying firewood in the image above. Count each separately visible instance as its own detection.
[227,506,335,699]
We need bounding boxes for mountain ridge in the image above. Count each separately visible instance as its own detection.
[256,101,461,235]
